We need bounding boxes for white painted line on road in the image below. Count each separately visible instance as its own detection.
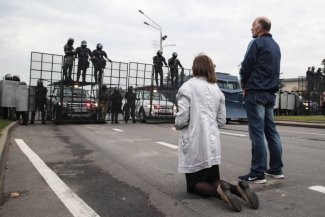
[113,128,124,132]
[220,131,247,137]
[309,185,325,194]
[156,141,178,149]
[14,139,100,217]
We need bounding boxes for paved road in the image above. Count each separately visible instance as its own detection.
[0,122,324,217]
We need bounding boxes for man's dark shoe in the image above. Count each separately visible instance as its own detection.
[217,181,241,212]
[29,122,34,124]
[236,181,259,209]
[238,173,266,184]
[265,170,284,179]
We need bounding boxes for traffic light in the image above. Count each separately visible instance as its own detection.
[161,35,167,40]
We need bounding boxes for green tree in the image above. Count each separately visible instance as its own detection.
[321,59,325,74]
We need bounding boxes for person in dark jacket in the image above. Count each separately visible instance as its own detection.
[153,50,167,87]
[75,40,92,83]
[168,52,183,87]
[238,17,284,184]
[30,79,48,124]
[99,84,110,120]
[91,43,112,85]
[62,38,75,81]
[124,86,136,123]
[110,87,122,124]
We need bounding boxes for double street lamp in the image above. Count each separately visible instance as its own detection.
[139,9,168,51]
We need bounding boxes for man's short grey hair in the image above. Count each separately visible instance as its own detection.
[256,17,272,31]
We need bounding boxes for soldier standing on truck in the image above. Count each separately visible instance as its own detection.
[75,40,92,83]
[153,50,167,87]
[91,43,112,86]
[168,52,183,87]
[62,38,76,81]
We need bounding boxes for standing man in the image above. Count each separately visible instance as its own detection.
[110,87,122,124]
[30,79,48,124]
[238,17,284,184]
[124,86,136,123]
[75,40,92,83]
[62,38,75,81]
[91,43,112,85]
[99,84,110,120]
[153,50,167,87]
[168,52,183,87]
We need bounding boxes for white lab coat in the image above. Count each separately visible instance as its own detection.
[175,77,226,173]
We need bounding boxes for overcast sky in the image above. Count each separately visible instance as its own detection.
[1,0,325,83]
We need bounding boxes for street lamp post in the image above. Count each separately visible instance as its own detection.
[139,9,165,51]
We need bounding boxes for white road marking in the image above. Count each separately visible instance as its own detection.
[113,128,124,132]
[15,139,100,217]
[220,131,247,137]
[309,185,325,194]
[156,141,178,149]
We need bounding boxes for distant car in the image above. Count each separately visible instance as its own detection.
[47,86,97,119]
[135,90,176,122]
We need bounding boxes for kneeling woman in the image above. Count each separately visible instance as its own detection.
[175,54,259,212]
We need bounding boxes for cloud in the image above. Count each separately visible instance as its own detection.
[1,0,325,83]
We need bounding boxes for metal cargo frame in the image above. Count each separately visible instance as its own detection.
[29,51,191,124]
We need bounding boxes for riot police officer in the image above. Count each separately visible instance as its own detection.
[168,52,183,87]
[110,87,122,124]
[62,38,76,81]
[124,86,136,123]
[153,50,167,87]
[75,40,92,83]
[99,84,110,120]
[30,79,47,124]
[91,43,112,85]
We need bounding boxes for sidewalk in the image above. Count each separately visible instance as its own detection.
[0,122,17,204]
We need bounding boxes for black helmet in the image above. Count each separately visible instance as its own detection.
[81,40,87,47]
[4,74,13,80]
[13,75,20,81]
[172,52,178,58]
[157,50,163,55]
[67,38,74,45]
[37,79,43,86]
[102,84,107,89]
[97,43,103,50]
[20,81,27,85]
[128,86,133,91]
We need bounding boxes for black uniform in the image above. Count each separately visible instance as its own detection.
[75,46,92,82]
[124,87,136,123]
[168,56,183,87]
[30,82,48,124]
[110,89,122,124]
[91,49,108,84]
[62,43,75,80]
[153,51,167,87]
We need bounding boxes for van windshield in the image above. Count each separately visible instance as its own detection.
[217,81,240,90]
[142,91,166,101]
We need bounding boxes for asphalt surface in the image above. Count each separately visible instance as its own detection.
[0,121,324,217]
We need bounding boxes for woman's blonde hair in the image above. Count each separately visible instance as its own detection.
[192,54,216,83]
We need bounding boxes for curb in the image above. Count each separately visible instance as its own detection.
[0,121,17,205]
[275,121,325,129]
